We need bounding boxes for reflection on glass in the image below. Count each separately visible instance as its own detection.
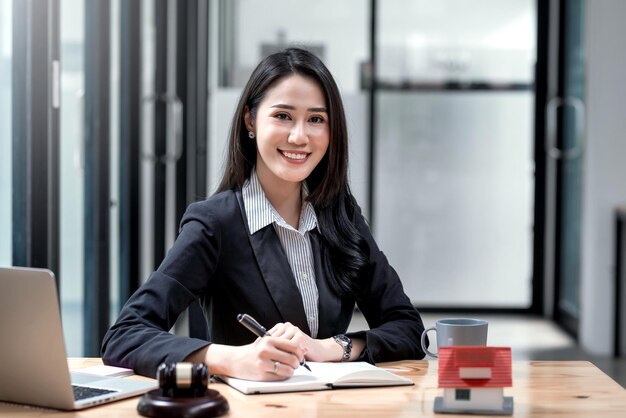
[60,0,85,356]
[225,0,369,92]
[375,0,536,308]
[0,1,12,266]
[374,92,533,307]
[377,0,536,86]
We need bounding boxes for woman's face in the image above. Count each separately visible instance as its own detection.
[246,74,330,189]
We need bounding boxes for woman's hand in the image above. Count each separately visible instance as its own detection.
[203,338,306,381]
[268,322,344,362]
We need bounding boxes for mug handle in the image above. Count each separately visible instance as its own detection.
[421,326,438,358]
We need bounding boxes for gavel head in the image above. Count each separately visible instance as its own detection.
[157,362,209,398]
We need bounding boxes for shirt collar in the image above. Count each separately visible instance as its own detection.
[242,168,317,235]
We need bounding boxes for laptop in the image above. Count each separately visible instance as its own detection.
[0,266,157,410]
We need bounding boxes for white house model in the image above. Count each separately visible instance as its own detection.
[434,346,513,415]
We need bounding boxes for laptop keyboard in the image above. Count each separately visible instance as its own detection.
[72,385,117,401]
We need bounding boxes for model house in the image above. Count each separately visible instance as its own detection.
[435,346,513,415]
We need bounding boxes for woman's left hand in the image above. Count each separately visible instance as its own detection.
[268,322,343,362]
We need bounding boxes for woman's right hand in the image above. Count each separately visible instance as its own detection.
[203,338,306,381]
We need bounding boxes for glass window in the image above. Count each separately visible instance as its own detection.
[231,0,369,92]
[375,0,536,308]
[60,0,86,355]
[0,1,12,266]
[377,0,536,85]
[455,388,471,401]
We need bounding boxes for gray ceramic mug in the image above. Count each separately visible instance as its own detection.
[420,318,488,358]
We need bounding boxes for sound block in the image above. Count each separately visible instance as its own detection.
[137,389,229,418]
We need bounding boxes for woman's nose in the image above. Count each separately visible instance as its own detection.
[288,122,309,145]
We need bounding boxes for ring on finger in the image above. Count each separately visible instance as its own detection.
[272,361,280,374]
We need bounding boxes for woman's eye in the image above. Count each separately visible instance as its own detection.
[309,116,325,123]
[275,113,290,120]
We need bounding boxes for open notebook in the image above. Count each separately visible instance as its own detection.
[219,361,413,394]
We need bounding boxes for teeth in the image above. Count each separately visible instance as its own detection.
[282,151,307,160]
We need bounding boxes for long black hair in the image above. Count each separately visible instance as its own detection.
[216,48,370,298]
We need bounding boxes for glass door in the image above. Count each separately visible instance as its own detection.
[549,0,585,336]
[374,0,537,308]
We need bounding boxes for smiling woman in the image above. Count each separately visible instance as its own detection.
[102,48,427,382]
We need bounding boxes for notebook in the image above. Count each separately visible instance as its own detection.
[0,266,157,410]
[219,361,414,394]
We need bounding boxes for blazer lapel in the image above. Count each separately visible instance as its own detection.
[236,190,311,335]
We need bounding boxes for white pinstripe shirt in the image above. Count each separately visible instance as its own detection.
[242,169,320,338]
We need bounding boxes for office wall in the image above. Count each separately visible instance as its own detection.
[581,0,626,355]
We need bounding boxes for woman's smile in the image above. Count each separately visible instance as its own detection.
[279,150,310,163]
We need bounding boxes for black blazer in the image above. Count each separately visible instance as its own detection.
[101,189,426,377]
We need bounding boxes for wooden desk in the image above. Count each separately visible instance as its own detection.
[0,358,624,417]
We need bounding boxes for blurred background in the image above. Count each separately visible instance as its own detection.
[1,0,625,385]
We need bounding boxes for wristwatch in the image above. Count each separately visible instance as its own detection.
[333,334,352,362]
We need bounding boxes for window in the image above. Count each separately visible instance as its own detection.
[374,0,536,308]
[455,388,471,401]
[0,0,12,266]
[60,0,86,355]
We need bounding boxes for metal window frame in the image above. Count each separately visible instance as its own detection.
[531,0,550,317]
[152,0,168,267]
[548,0,585,338]
[614,207,626,357]
[176,0,210,340]
[118,0,142,307]
[367,0,377,228]
[11,0,61,283]
[83,0,111,356]
[175,0,209,223]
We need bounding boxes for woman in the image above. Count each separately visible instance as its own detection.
[102,48,426,381]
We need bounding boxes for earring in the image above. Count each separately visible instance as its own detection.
[248,131,255,139]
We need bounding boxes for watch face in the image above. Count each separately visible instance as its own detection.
[335,335,350,346]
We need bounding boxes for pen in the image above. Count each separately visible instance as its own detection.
[237,313,311,372]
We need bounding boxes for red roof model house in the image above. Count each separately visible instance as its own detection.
[434,346,513,415]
